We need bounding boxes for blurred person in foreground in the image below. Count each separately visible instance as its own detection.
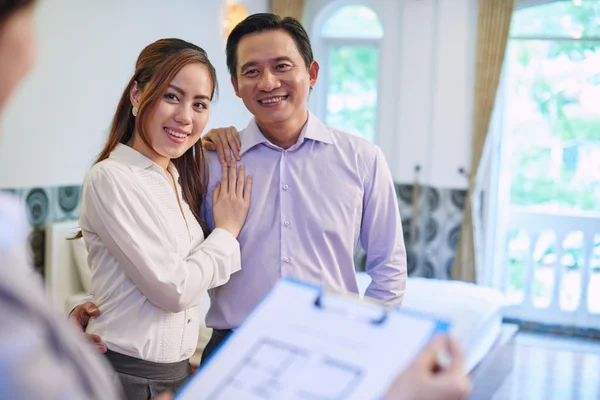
[0,1,122,399]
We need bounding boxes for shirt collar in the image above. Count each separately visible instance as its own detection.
[239,111,333,156]
[238,120,269,156]
[302,111,334,145]
[109,143,179,179]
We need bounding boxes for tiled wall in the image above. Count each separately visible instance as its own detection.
[3,183,467,280]
[354,184,467,279]
[0,186,81,275]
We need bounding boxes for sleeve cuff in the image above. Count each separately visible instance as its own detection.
[210,227,238,241]
[205,228,240,252]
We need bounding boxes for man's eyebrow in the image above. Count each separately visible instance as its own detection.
[272,56,294,64]
[240,61,258,72]
[240,57,295,72]
[168,84,210,100]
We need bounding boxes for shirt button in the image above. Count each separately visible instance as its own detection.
[284,221,290,227]
[283,151,289,156]
[187,319,191,324]
[283,184,289,190]
[283,257,290,263]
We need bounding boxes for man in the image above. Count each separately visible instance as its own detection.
[73,13,406,363]
[200,13,406,360]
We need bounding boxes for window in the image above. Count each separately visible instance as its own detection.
[505,1,600,214]
[318,5,383,142]
[491,0,600,328]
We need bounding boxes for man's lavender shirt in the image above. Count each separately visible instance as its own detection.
[202,112,407,329]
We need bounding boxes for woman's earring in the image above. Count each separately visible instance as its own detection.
[132,106,138,117]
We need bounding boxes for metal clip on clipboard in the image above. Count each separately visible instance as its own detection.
[313,290,389,326]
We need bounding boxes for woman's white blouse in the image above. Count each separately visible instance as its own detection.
[79,143,240,363]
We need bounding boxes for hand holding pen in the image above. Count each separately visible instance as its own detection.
[384,335,471,400]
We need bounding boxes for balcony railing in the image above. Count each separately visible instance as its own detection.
[501,208,600,329]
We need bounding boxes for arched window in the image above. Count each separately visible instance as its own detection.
[317,5,383,142]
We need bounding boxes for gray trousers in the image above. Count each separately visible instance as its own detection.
[106,349,191,400]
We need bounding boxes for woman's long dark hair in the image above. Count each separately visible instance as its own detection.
[84,38,218,237]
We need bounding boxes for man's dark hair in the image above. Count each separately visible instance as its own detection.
[226,13,314,80]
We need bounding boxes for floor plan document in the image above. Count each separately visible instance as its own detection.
[177,278,449,400]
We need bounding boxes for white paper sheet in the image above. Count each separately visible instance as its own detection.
[177,278,449,400]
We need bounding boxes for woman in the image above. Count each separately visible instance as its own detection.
[0,1,122,399]
[78,38,251,399]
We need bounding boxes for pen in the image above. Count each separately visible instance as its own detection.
[436,348,452,372]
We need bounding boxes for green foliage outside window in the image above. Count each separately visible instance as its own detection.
[326,46,378,142]
[507,1,600,213]
[322,5,382,142]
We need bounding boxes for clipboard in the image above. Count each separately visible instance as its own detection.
[177,278,450,400]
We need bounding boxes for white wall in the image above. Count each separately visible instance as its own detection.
[0,0,270,189]
[234,0,270,15]
[427,0,477,188]
[306,0,478,188]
